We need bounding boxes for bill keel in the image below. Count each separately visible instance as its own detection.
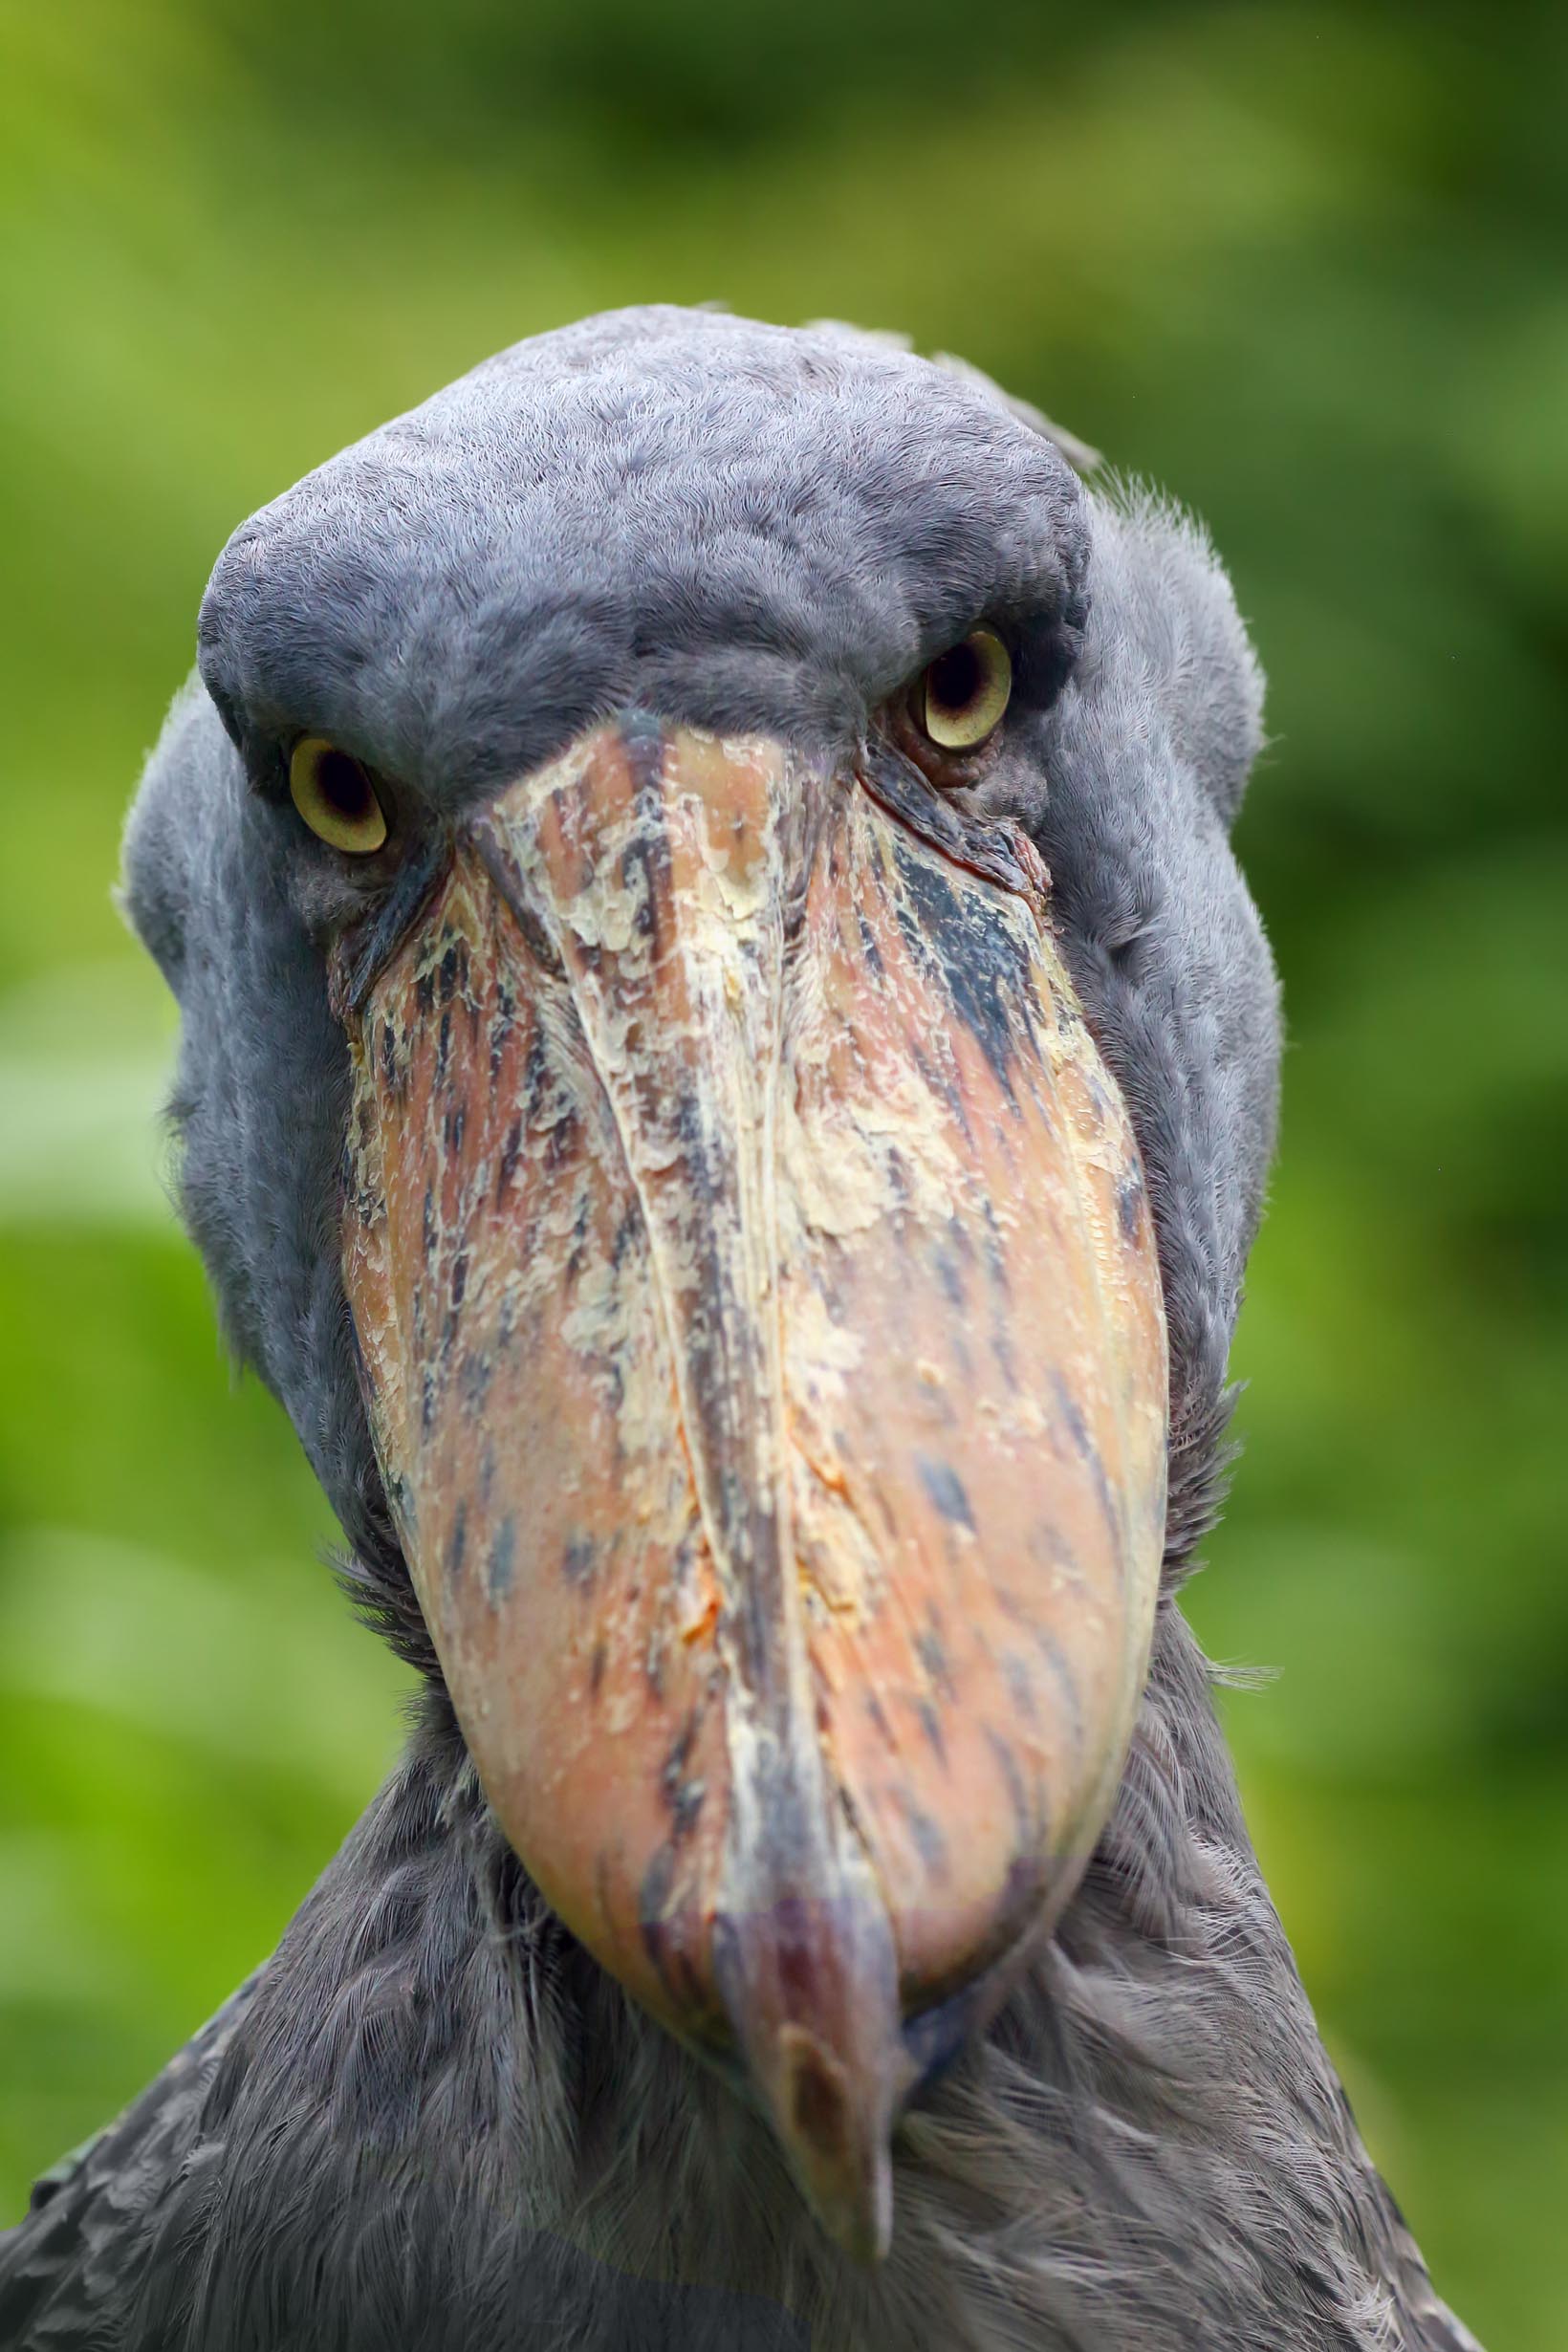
[337,718,1168,2260]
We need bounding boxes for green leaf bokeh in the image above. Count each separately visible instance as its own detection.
[1,4,1563,2342]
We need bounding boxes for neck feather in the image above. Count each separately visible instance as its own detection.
[159,1605,1457,2352]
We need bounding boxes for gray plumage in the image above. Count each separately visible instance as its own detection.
[0,307,1480,2351]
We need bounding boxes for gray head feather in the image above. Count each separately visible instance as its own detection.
[122,305,1274,1603]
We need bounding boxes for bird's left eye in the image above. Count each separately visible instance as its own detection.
[289,738,389,855]
[919,627,1013,752]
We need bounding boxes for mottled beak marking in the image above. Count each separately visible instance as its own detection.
[337,717,1168,2262]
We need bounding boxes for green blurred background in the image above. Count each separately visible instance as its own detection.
[2,0,1564,2340]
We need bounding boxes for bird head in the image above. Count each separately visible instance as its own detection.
[120,307,1278,2262]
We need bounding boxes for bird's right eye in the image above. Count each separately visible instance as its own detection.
[289,738,389,855]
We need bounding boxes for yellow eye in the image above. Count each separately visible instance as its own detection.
[289,738,389,854]
[920,627,1013,751]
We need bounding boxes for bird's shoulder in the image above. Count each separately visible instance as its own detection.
[1370,2171,1488,2352]
[0,1967,265,2348]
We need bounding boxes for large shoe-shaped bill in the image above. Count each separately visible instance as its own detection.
[336,717,1168,2263]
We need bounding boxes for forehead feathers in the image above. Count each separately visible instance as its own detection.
[197,306,1089,798]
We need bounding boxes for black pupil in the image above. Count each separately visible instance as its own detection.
[316,750,372,819]
[928,640,984,714]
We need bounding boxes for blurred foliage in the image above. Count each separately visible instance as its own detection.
[1,0,1564,2341]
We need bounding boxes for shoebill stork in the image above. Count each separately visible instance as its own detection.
[0,306,1481,2352]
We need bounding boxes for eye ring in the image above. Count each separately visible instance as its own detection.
[289,738,390,855]
[919,626,1013,754]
